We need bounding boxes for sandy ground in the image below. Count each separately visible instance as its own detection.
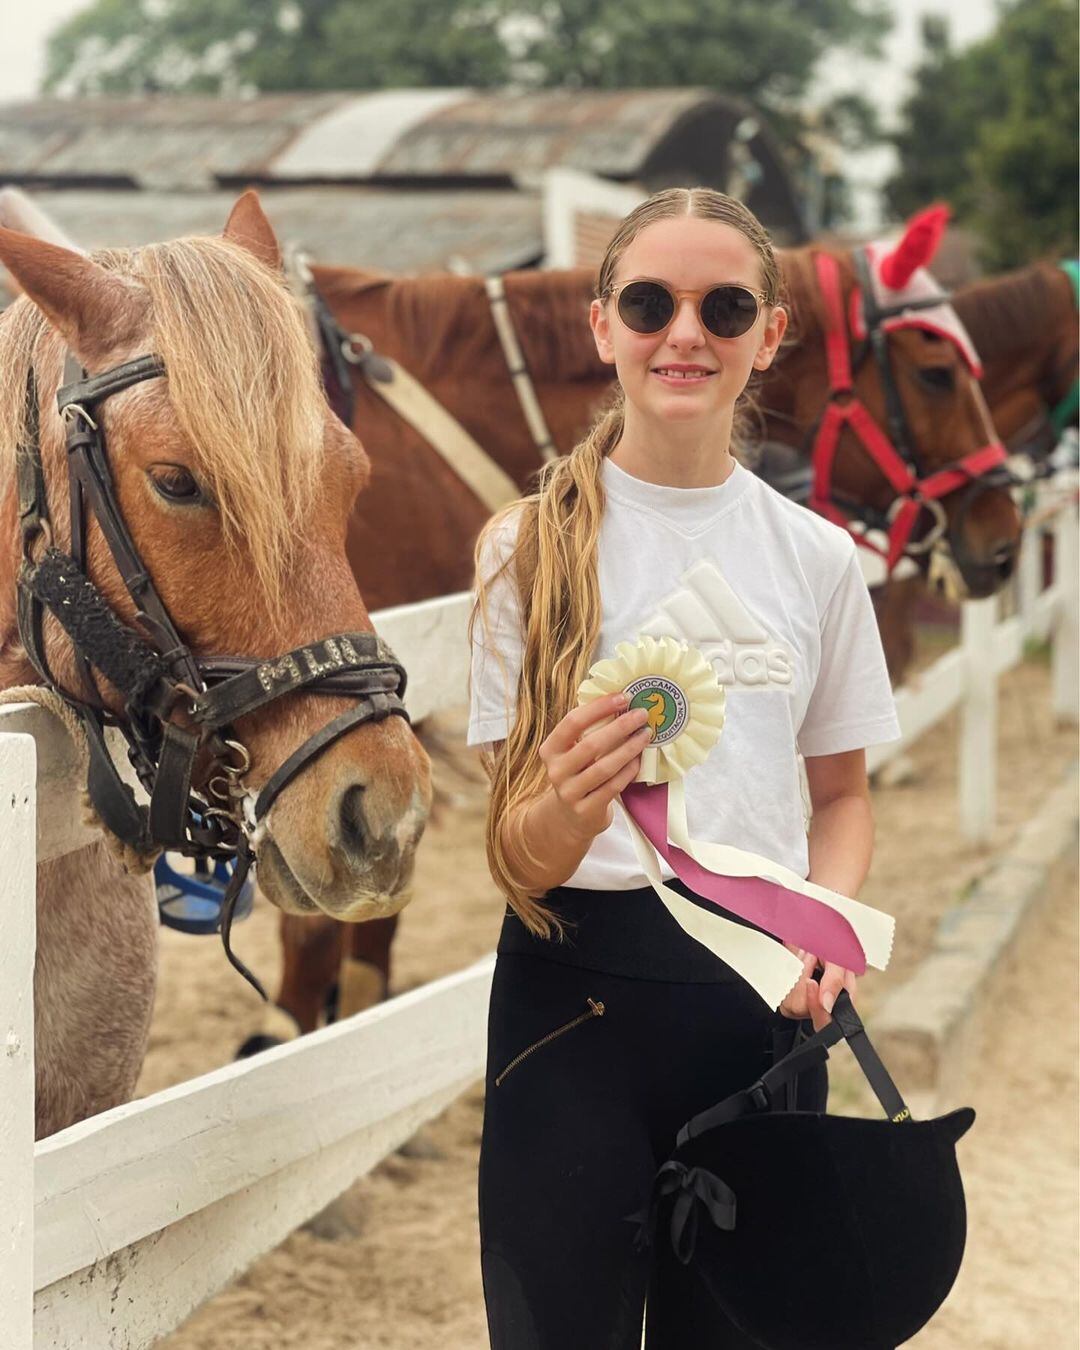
[141,649,1078,1350]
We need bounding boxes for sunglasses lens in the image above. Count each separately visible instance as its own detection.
[701,286,760,338]
[617,281,675,334]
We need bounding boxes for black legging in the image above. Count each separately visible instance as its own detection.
[478,882,827,1350]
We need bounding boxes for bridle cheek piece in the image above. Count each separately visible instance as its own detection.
[16,352,411,996]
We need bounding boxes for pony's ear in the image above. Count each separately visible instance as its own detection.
[0,226,147,363]
[224,190,282,272]
[0,186,86,253]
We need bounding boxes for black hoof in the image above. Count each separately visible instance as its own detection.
[235,1034,284,1059]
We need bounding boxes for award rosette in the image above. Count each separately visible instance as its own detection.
[577,635,726,784]
[577,636,895,1009]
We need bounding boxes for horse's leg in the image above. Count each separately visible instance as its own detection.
[338,915,399,1018]
[277,912,345,1032]
[34,842,157,1139]
[870,575,921,788]
[870,574,919,686]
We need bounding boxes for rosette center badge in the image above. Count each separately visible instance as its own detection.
[625,678,688,745]
[578,635,726,784]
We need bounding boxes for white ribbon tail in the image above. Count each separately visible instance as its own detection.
[620,803,803,1010]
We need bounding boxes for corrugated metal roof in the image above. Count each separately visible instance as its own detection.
[0,94,347,191]
[18,186,544,274]
[0,88,749,190]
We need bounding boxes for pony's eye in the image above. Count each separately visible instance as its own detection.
[149,465,205,504]
[915,365,955,393]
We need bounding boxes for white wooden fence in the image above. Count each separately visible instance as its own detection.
[1,471,1076,1348]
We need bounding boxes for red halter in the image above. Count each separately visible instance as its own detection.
[808,251,1008,572]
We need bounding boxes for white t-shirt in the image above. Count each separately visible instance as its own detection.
[467,455,902,889]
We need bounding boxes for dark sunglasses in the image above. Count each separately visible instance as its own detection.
[608,278,769,340]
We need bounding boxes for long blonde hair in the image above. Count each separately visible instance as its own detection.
[471,187,783,936]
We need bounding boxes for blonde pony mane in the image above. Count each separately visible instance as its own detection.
[0,233,326,609]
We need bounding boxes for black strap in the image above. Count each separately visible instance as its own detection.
[253,693,406,821]
[83,709,154,852]
[148,722,200,849]
[677,990,911,1146]
[56,354,166,412]
[194,633,406,730]
[16,367,46,549]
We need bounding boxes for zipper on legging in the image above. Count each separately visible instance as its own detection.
[494,997,605,1087]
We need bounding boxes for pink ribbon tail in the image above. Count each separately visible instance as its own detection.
[621,782,867,974]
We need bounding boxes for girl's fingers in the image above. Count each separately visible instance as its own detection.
[819,962,846,1015]
[543,692,630,756]
[580,752,642,809]
[567,722,652,798]
[804,976,829,1032]
[549,708,650,787]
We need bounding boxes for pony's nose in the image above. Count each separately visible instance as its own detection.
[335,783,402,884]
[338,783,370,857]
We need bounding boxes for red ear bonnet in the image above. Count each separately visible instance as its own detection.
[878,204,951,291]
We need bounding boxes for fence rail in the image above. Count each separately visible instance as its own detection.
[2,470,1076,1348]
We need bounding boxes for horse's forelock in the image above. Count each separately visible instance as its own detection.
[135,235,326,609]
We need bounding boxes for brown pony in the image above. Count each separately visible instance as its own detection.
[0,194,432,1136]
[265,223,1022,1044]
[956,260,1078,455]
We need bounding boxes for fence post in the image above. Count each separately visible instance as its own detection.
[1015,513,1042,637]
[0,733,36,1350]
[1051,500,1079,724]
[959,595,997,842]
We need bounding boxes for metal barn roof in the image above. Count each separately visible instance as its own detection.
[16,185,545,274]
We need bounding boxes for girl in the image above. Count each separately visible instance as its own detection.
[467,188,901,1349]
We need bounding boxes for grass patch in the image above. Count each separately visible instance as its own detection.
[1022,635,1053,665]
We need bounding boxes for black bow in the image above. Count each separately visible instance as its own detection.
[625,1160,737,1264]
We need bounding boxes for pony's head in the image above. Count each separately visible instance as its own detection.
[0,193,432,920]
[783,206,1021,599]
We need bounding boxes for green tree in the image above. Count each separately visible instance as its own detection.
[44,0,512,95]
[887,0,1078,268]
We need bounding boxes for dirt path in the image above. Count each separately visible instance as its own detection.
[147,653,1076,1349]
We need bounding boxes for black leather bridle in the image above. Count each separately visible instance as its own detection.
[16,351,410,995]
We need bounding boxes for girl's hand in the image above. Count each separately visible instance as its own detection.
[538,691,652,844]
[778,947,857,1032]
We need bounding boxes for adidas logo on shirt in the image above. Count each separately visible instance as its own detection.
[639,560,795,691]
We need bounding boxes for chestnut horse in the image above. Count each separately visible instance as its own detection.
[0,193,432,1136]
[955,260,1078,457]
[262,214,1022,1047]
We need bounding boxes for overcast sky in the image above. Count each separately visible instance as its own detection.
[4,0,1000,224]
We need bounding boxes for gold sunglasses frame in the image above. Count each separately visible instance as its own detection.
[606,277,770,338]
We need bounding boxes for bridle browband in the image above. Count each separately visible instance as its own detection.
[16,351,410,996]
[805,249,1013,574]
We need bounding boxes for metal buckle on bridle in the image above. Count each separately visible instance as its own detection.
[340,331,374,365]
[887,493,948,554]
